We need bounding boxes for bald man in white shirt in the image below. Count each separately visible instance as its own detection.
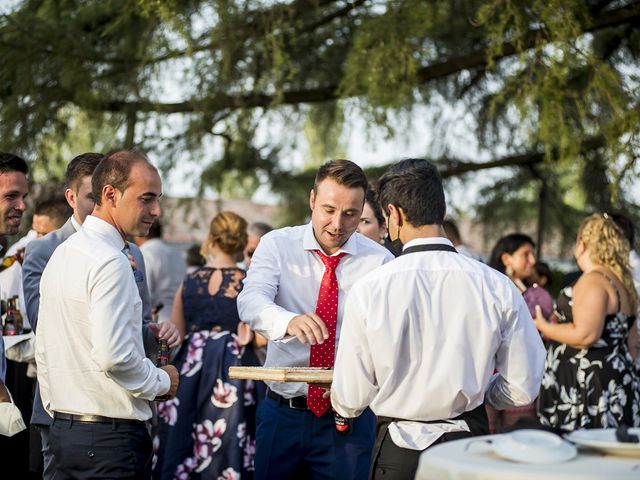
[36,151,179,479]
[331,159,546,480]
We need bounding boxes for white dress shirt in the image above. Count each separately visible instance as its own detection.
[456,244,485,263]
[331,237,546,449]
[35,215,170,421]
[139,238,186,323]
[237,222,394,397]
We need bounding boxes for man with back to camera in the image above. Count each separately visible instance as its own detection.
[238,159,394,479]
[35,151,180,478]
[331,159,546,479]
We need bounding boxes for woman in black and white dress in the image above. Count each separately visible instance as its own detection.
[535,213,640,431]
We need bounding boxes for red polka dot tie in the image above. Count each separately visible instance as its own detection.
[308,250,346,417]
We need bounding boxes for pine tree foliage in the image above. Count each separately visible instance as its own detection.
[0,0,638,237]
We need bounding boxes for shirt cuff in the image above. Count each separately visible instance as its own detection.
[259,307,297,341]
[157,367,171,396]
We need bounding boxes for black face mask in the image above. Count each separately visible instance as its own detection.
[385,237,404,257]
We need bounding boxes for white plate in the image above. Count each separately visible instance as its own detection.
[565,428,640,457]
[490,429,577,464]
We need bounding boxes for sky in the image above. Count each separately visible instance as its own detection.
[159,99,504,219]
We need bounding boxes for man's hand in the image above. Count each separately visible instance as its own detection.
[0,381,10,403]
[287,313,329,345]
[148,321,181,348]
[158,365,179,399]
[237,322,254,346]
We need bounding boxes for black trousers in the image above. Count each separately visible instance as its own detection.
[370,404,489,480]
[370,426,473,479]
[50,417,152,479]
[0,360,38,479]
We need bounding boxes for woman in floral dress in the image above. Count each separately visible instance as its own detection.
[535,213,640,431]
[154,211,259,479]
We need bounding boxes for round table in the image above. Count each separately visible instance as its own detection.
[416,434,640,480]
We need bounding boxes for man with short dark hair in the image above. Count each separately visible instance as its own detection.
[36,150,180,478]
[32,198,72,237]
[331,159,546,479]
[0,153,29,464]
[238,159,393,479]
[244,221,273,268]
[0,152,28,380]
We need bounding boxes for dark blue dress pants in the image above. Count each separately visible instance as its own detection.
[255,396,375,480]
[50,417,152,479]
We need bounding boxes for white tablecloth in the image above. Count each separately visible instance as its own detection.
[417,434,640,480]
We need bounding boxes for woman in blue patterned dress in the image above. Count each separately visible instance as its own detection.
[535,213,640,431]
[154,211,259,480]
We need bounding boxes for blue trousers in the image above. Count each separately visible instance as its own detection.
[37,425,56,480]
[255,396,375,480]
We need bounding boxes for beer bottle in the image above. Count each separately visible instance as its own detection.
[12,296,23,334]
[157,339,169,367]
[3,297,17,336]
[334,412,353,435]
[155,338,171,401]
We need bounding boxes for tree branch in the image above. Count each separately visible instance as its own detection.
[360,136,607,180]
[80,1,640,114]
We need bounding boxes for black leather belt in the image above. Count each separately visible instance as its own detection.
[266,389,309,410]
[53,412,145,426]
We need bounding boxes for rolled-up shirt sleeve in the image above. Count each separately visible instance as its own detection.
[486,286,546,409]
[88,256,170,400]
[237,236,297,341]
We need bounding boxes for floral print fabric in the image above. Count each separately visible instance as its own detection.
[153,267,259,479]
[537,284,640,431]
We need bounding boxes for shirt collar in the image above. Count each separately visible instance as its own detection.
[403,236,454,252]
[70,215,82,232]
[82,215,126,251]
[302,221,358,256]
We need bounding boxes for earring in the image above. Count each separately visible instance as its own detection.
[505,265,515,277]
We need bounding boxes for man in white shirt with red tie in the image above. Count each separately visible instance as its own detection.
[331,158,546,479]
[238,159,393,480]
